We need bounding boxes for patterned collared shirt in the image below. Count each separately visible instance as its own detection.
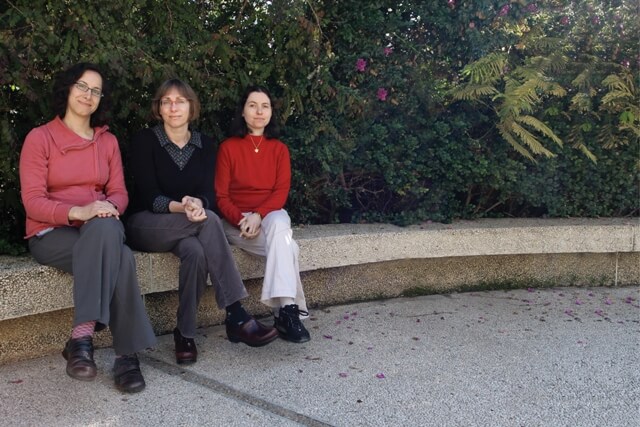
[151,125,203,213]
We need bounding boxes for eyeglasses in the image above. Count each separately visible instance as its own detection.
[160,98,189,108]
[74,81,103,98]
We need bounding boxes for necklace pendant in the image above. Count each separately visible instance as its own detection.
[254,148,259,153]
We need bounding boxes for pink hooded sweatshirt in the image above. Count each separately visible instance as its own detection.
[19,116,128,239]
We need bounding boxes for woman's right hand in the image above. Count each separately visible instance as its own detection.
[68,200,119,222]
[182,196,207,222]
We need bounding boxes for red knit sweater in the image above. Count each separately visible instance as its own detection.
[215,135,291,227]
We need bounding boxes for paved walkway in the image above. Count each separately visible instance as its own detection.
[1,286,639,427]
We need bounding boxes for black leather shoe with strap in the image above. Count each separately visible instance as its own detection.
[62,336,97,381]
[113,354,146,393]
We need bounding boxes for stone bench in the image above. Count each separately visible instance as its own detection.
[1,218,638,364]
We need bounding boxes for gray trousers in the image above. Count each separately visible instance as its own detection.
[126,210,249,338]
[28,218,157,355]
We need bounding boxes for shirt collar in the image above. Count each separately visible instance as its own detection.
[152,124,202,149]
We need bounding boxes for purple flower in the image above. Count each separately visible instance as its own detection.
[323,334,333,339]
[526,3,538,13]
[355,58,367,72]
[591,16,600,25]
[338,372,348,378]
[594,309,604,317]
[527,287,535,293]
[564,309,574,316]
[560,16,570,25]
[605,298,613,305]
[498,4,510,16]
[383,47,393,56]
[375,373,386,379]
[575,299,583,305]
[377,87,388,101]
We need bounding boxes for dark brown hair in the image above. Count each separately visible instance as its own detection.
[229,85,280,138]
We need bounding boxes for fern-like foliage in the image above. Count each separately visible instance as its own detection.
[600,70,639,142]
[451,50,566,161]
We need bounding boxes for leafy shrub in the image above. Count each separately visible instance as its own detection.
[0,0,637,254]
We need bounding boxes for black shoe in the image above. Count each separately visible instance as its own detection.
[62,336,97,381]
[226,317,279,347]
[173,328,197,364]
[275,304,311,343]
[113,354,145,393]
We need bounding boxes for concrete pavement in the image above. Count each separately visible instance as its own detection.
[1,285,639,427]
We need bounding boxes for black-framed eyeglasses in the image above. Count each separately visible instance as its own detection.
[74,81,103,98]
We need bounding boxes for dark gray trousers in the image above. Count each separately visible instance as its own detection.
[28,218,157,355]
[126,210,249,338]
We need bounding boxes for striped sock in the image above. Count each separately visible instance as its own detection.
[72,321,96,339]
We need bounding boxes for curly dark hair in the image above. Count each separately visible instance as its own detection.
[52,62,111,127]
[229,85,280,139]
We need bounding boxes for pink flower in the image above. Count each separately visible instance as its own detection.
[560,16,570,25]
[591,16,600,25]
[383,47,393,56]
[498,4,510,16]
[447,0,455,6]
[377,87,388,101]
[355,58,367,72]
[526,3,538,13]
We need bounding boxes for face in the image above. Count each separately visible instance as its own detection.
[159,87,191,130]
[66,70,102,119]
[242,91,272,135]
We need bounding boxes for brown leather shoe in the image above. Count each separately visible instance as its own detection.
[226,317,279,347]
[113,354,145,393]
[173,328,197,364]
[62,336,97,381]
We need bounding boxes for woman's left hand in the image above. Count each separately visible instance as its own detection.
[182,196,207,222]
[238,213,261,239]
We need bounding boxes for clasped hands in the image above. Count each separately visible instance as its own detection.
[182,196,206,222]
[238,212,261,239]
[68,200,119,222]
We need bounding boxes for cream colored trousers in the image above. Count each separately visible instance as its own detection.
[222,209,308,312]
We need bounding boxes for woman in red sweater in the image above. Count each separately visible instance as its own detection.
[216,85,310,343]
[19,63,156,393]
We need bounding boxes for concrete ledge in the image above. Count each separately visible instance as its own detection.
[0,218,638,364]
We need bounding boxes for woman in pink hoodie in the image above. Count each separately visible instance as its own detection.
[19,63,156,393]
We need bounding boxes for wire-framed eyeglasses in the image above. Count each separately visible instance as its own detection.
[74,81,103,98]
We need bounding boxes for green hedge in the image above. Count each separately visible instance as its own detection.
[1,0,638,254]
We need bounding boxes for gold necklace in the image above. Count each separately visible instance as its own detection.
[250,135,264,153]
